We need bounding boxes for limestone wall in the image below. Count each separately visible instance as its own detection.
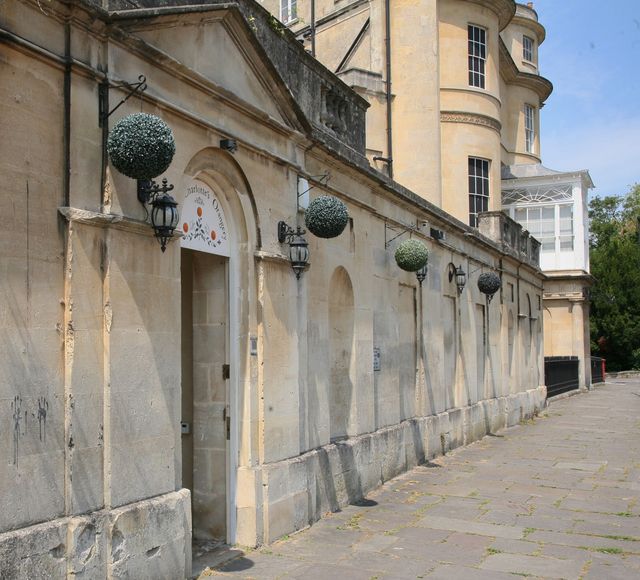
[0,26,66,536]
[0,0,546,576]
[543,275,592,389]
[500,82,542,165]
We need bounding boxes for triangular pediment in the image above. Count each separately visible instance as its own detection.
[112,7,308,133]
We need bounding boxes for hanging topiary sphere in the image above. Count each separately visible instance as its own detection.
[478,272,501,296]
[107,113,176,180]
[304,195,349,238]
[394,239,429,272]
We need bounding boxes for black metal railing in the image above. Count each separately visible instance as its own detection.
[590,356,605,384]
[545,356,580,397]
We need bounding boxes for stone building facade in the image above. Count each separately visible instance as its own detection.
[1,0,545,577]
[266,0,593,389]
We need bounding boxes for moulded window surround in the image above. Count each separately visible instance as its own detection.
[280,0,297,24]
[523,35,535,63]
[524,104,536,154]
[468,25,487,89]
[468,157,490,227]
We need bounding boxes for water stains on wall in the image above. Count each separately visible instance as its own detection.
[7,395,51,467]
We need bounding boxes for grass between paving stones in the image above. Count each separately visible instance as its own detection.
[596,534,639,541]
[578,560,592,580]
[580,546,625,554]
[403,490,430,504]
[486,547,502,555]
[571,531,640,542]
[337,512,364,531]
[523,527,536,538]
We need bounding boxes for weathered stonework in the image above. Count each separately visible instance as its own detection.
[0,1,549,577]
[0,491,191,579]
[261,386,546,543]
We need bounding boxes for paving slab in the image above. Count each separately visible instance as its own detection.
[200,381,640,579]
[425,563,525,579]
[480,552,586,578]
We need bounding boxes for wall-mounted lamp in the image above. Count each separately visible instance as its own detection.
[278,221,309,279]
[220,138,237,153]
[448,263,466,295]
[138,178,180,252]
[416,264,428,286]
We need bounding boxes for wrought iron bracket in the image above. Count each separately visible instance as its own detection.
[297,172,331,199]
[137,178,174,206]
[99,75,147,128]
[384,221,425,249]
[278,221,306,243]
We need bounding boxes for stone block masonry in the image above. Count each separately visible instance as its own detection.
[212,381,640,580]
[261,386,546,543]
[0,490,191,579]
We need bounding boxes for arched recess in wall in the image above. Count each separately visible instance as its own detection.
[180,146,260,545]
[526,294,533,367]
[534,295,542,384]
[328,266,356,441]
[508,310,515,377]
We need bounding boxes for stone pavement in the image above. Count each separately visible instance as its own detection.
[202,380,640,579]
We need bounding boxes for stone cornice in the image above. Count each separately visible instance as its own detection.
[543,291,589,302]
[510,14,546,44]
[58,206,184,241]
[440,111,502,134]
[499,39,552,102]
[465,0,516,31]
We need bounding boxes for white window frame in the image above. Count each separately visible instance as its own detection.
[469,157,490,227]
[280,0,297,24]
[524,104,535,154]
[513,205,555,253]
[510,202,575,254]
[523,35,535,62]
[468,25,487,89]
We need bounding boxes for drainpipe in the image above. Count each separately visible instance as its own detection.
[310,0,316,57]
[63,20,71,207]
[384,0,393,179]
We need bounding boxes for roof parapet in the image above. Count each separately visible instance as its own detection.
[108,0,369,156]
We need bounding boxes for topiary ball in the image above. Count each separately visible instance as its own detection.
[107,113,176,180]
[304,195,349,238]
[478,272,501,296]
[394,239,429,272]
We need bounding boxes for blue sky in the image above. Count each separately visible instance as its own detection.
[532,0,640,198]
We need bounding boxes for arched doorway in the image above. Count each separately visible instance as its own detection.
[179,149,259,547]
[181,177,232,543]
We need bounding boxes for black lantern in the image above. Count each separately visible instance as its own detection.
[278,221,310,279]
[416,264,428,286]
[138,178,180,252]
[448,263,466,294]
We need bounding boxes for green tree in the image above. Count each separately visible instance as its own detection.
[590,184,640,371]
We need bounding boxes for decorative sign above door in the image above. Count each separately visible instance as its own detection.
[181,178,230,256]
